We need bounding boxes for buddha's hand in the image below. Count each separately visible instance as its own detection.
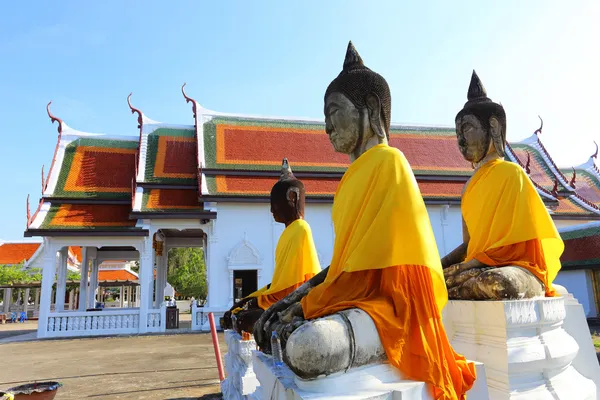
[278,302,304,324]
[443,259,488,289]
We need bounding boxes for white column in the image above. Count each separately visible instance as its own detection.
[206,220,219,308]
[16,290,22,311]
[88,255,99,308]
[135,286,140,307]
[34,288,40,313]
[119,286,124,308]
[24,288,30,315]
[38,241,57,338]
[78,247,89,311]
[55,247,68,312]
[138,237,153,333]
[3,288,11,314]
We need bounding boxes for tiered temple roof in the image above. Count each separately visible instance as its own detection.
[560,222,600,268]
[24,87,600,236]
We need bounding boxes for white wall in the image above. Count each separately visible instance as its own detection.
[208,202,464,309]
[554,269,597,317]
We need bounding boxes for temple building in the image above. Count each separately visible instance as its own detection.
[21,86,600,338]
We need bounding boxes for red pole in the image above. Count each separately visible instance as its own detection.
[208,312,225,381]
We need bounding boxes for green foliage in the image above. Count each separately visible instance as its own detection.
[0,264,41,284]
[131,261,140,274]
[167,248,207,300]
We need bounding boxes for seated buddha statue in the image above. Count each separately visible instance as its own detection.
[253,42,476,399]
[222,159,321,334]
[441,71,564,300]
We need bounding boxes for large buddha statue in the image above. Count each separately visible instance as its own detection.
[222,159,321,334]
[441,71,564,300]
[253,42,476,399]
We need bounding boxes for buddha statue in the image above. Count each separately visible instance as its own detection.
[253,42,476,399]
[441,71,564,300]
[222,159,321,334]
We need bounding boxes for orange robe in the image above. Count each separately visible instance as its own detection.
[301,144,476,400]
[463,159,564,296]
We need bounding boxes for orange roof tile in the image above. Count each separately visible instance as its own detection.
[0,243,41,265]
[98,270,138,281]
[69,246,82,262]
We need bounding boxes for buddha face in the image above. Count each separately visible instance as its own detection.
[455,114,489,163]
[270,201,286,224]
[324,92,362,154]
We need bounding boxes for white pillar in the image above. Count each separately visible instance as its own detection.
[138,238,153,333]
[38,241,57,338]
[119,286,124,308]
[3,288,11,314]
[135,286,140,307]
[34,288,40,312]
[24,288,30,315]
[78,247,89,311]
[55,248,68,312]
[206,221,218,307]
[88,256,99,308]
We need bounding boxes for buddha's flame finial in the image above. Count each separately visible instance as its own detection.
[570,167,577,188]
[467,70,488,102]
[343,41,364,70]
[552,178,559,197]
[127,93,143,129]
[41,165,45,193]
[46,101,63,135]
[525,152,531,174]
[26,194,31,227]
[593,141,598,159]
[280,158,294,181]
[181,83,198,127]
[534,116,543,136]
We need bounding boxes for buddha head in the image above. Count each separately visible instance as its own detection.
[270,159,305,225]
[455,71,507,164]
[324,41,391,155]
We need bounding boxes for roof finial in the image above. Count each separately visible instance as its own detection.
[46,101,63,135]
[552,178,559,197]
[534,115,543,135]
[570,167,577,188]
[26,194,31,227]
[525,152,531,174]
[593,141,598,159]
[127,93,143,129]
[41,165,45,194]
[181,83,198,128]
[279,158,295,181]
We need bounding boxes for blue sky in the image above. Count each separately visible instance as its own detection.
[0,1,598,240]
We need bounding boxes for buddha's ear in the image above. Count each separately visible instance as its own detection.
[366,93,386,140]
[489,116,506,157]
[286,187,300,205]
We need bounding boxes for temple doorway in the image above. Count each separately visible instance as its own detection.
[233,270,258,303]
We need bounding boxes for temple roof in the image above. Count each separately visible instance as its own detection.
[24,93,600,236]
[98,269,138,281]
[560,222,600,268]
[0,243,41,265]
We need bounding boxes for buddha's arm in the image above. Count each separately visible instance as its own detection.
[253,266,329,346]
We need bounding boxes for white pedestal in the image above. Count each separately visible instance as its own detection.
[444,297,596,400]
[250,352,489,400]
[221,330,259,400]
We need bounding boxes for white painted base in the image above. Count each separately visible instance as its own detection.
[444,296,596,400]
[221,330,259,400]
[251,352,489,400]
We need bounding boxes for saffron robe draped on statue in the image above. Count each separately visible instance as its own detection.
[250,219,321,310]
[463,159,564,296]
[301,144,476,400]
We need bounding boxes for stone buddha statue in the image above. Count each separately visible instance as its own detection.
[253,42,476,399]
[441,71,564,300]
[222,159,321,334]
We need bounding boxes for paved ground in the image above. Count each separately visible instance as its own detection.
[0,333,227,399]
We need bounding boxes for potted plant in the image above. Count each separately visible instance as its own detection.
[3,382,62,400]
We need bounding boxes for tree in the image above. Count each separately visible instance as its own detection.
[0,264,29,285]
[167,248,207,300]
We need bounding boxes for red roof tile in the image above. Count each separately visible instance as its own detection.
[98,270,138,281]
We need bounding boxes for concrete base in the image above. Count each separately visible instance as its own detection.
[251,352,489,400]
[221,330,259,400]
[444,296,596,400]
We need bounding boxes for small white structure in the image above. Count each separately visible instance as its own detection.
[221,330,260,400]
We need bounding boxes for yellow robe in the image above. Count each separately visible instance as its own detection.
[249,219,321,310]
[463,159,564,296]
[301,144,476,400]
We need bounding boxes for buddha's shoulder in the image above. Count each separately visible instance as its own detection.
[489,160,527,177]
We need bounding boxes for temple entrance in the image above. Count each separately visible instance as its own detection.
[233,270,258,303]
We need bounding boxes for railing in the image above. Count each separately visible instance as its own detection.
[46,309,140,337]
[146,304,166,333]
[191,302,224,331]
